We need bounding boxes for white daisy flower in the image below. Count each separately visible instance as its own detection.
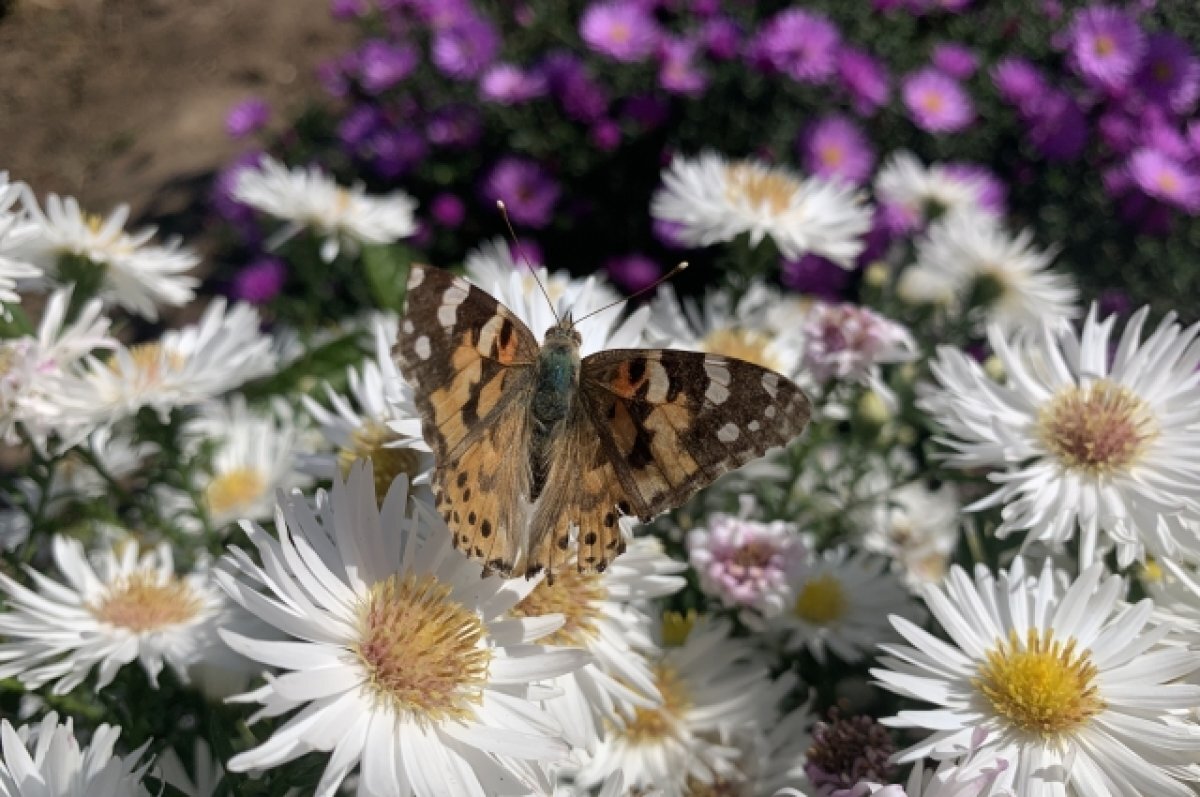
[173,395,311,531]
[799,301,915,386]
[1143,557,1200,644]
[0,286,114,445]
[301,315,433,497]
[15,192,198,320]
[216,463,590,797]
[0,712,153,797]
[509,537,687,753]
[830,730,1013,797]
[920,306,1200,567]
[52,298,276,427]
[872,558,1200,796]
[901,212,1080,332]
[233,154,417,262]
[651,152,871,266]
[0,536,238,694]
[573,615,796,797]
[714,697,816,797]
[856,480,961,589]
[874,151,1000,230]
[465,239,646,353]
[0,175,41,306]
[772,546,923,664]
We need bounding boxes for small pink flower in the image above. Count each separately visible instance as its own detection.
[902,68,974,133]
[687,515,805,618]
[801,303,914,383]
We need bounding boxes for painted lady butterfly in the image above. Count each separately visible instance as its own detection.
[394,263,811,580]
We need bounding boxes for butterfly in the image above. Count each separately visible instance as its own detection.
[394,263,811,580]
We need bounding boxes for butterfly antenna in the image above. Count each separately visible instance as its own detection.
[496,200,559,324]
[572,261,689,327]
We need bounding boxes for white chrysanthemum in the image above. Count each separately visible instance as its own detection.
[216,463,590,797]
[509,538,687,753]
[0,713,152,797]
[0,175,41,306]
[874,151,1000,228]
[829,731,1013,797]
[901,212,1080,332]
[170,395,311,530]
[856,480,961,590]
[157,739,223,797]
[573,616,796,797]
[651,152,871,266]
[1143,557,1200,644]
[920,306,1200,567]
[301,315,433,496]
[52,298,276,426]
[0,537,237,694]
[772,546,923,664]
[15,192,198,320]
[233,155,417,262]
[714,698,816,797]
[0,287,114,445]
[872,558,1200,796]
[464,239,646,354]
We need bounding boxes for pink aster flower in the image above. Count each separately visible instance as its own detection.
[431,14,501,80]
[225,98,270,139]
[931,42,978,79]
[580,1,660,63]
[481,157,561,228]
[749,8,841,84]
[801,115,876,187]
[902,68,975,133]
[658,37,708,96]
[605,252,661,293]
[479,63,547,104]
[230,257,286,304]
[687,515,805,620]
[991,56,1047,113]
[1065,4,1145,92]
[1127,147,1200,212]
[801,302,915,384]
[836,47,891,116]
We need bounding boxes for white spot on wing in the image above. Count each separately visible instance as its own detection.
[704,361,731,404]
[438,284,469,326]
[402,319,415,335]
[408,267,425,289]
[765,405,777,419]
[415,336,431,360]
[645,361,670,403]
[761,372,780,399]
[748,420,760,432]
[717,422,740,443]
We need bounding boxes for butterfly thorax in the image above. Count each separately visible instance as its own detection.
[530,323,581,498]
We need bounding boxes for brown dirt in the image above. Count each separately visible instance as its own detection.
[0,0,353,232]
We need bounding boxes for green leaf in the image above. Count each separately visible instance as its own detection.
[362,244,414,312]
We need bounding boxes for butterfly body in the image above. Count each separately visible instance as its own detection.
[395,263,811,580]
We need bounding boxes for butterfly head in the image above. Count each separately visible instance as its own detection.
[544,314,582,348]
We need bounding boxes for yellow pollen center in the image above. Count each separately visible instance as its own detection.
[975,628,1105,737]
[0,345,16,379]
[1140,558,1164,584]
[107,342,185,389]
[820,144,845,167]
[510,569,607,647]
[90,571,204,632]
[623,664,691,743]
[700,327,781,371]
[354,572,490,722]
[793,574,846,625]
[661,609,698,647]
[1037,381,1157,475]
[205,467,268,517]
[1157,172,1180,193]
[723,163,799,216]
[920,92,946,114]
[338,422,422,503]
[1094,34,1115,57]
[609,22,631,44]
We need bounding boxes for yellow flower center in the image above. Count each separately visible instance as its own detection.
[623,664,691,744]
[1157,171,1180,194]
[685,774,745,796]
[354,572,490,723]
[107,342,185,390]
[1037,381,1157,475]
[1094,34,1116,57]
[975,628,1105,737]
[0,344,16,380]
[510,568,607,647]
[919,91,946,114]
[1140,558,1164,584]
[609,22,631,44]
[205,466,268,518]
[700,327,781,371]
[793,574,846,626]
[337,422,422,503]
[820,143,845,168]
[90,571,204,632]
[661,609,698,647]
[723,163,799,217]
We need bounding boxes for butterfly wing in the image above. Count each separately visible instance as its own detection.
[526,349,811,575]
[394,263,540,574]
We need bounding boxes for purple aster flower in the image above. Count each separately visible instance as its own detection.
[690,0,720,15]
[1188,121,1200,157]
[701,17,741,60]
[316,55,353,99]
[801,302,913,383]
[1137,33,1200,115]
[1118,192,1175,235]
[211,151,264,238]
[1065,5,1145,92]
[686,515,805,617]
[589,119,621,151]
[357,39,418,94]
[367,126,428,179]
[992,57,1047,113]
[782,254,852,300]
[1026,89,1088,161]
[337,105,382,149]
[544,52,610,123]
[801,115,875,186]
[605,253,662,293]
[622,93,670,129]
[1127,147,1200,212]
[1098,108,1139,154]
[1098,287,1133,317]
[430,193,466,228]
[425,104,483,149]
[230,257,287,304]
[902,68,975,134]
[1140,110,1192,161]
[806,710,897,792]
[836,47,890,116]
[481,158,561,228]
[749,9,841,84]
[653,218,688,249]
[432,14,501,79]
[479,63,547,104]
[943,163,1007,215]
[658,38,708,96]
[330,0,369,18]
[931,42,978,79]
[225,98,271,139]
[579,1,660,63]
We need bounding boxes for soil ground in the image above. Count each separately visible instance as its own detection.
[0,0,352,234]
